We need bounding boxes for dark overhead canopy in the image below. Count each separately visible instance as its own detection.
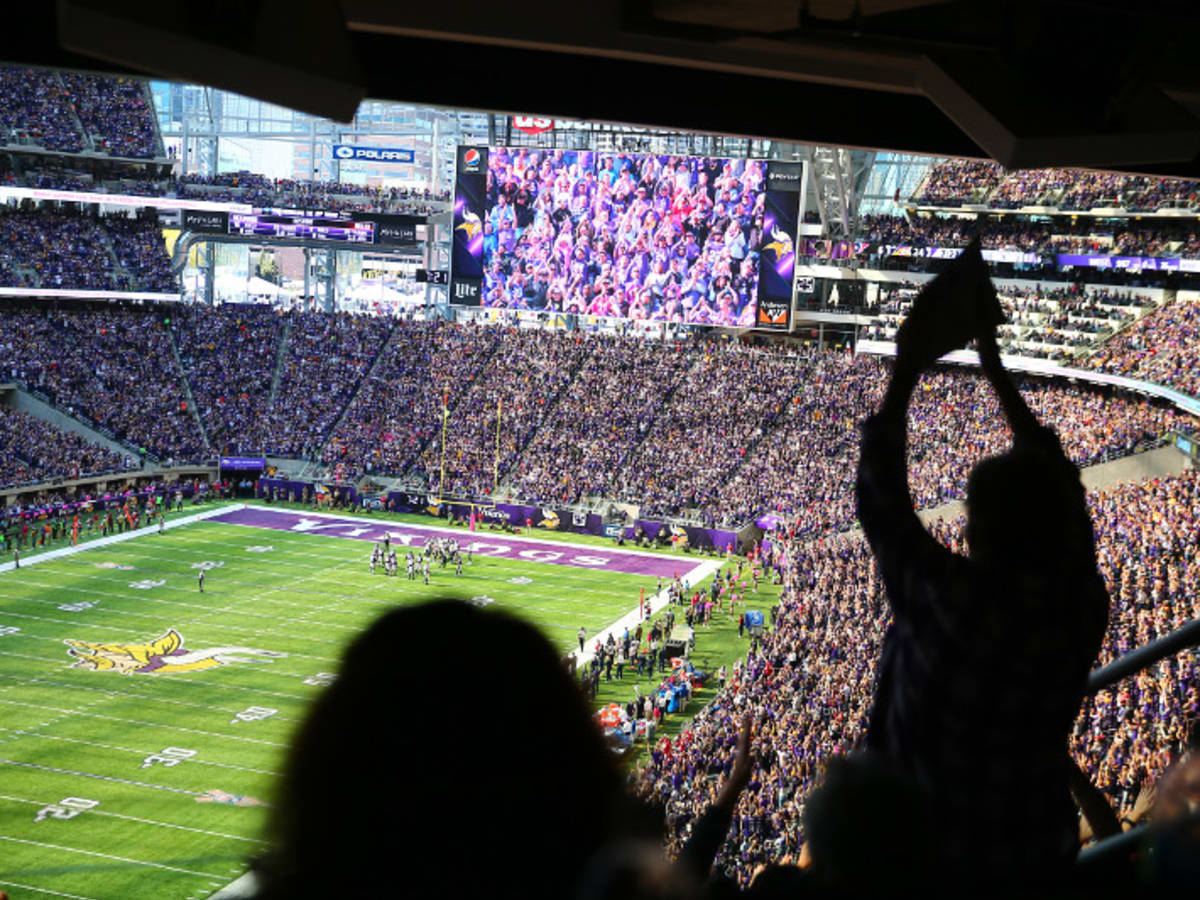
[15,1,1200,176]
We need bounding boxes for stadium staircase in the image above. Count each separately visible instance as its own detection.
[12,263,38,287]
[266,318,293,408]
[1074,289,1176,363]
[139,79,167,159]
[95,230,125,285]
[54,71,94,153]
[4,384,143,462]
[166,324,211,454]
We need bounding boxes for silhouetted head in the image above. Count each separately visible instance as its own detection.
[965,448,1087,573]
[256,600,630,900]
[803,752,936,893]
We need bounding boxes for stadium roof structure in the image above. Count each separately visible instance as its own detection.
[18,1,1200,177]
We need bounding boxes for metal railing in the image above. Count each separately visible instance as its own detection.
[1075,616,1200,870]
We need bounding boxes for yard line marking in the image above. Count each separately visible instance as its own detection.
[0,879,102,900]
[0,794,267,844]
[0,673,302,725]
[0,835,223,877]
[0,757,206,795]
[0,729,282,777]
[96,536,664,592]
[0,700,288,747]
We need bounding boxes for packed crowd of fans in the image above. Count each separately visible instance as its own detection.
[0,307,204,462]
[0,66,160,157]
[0,206,177,292]
[0,206,114,290]
[1085,297,1200,397]
[857,213,1200,261]
[608,345,808,518]
[0,65,84,152]
[102,213,178,291]
[915,159,1200,211]
[912,158,1004,205]
[172,305,285,455]
[58,72,161,159]
[634,468,1200,887]
[253,310,394,457]
[322,319,497,480]
[0,308,1192,526]
[988,167,1077,209]
[412,328,594,496]
[705,355,1176,530]
[0,406,134,489]
[176,172,448,215]
[506,337,695,504]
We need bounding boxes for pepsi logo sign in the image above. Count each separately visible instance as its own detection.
[461,148,483,172]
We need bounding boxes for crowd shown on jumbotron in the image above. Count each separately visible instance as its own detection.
[482,148,766,325]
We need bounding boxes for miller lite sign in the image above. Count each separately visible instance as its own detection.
[453,280,481,302]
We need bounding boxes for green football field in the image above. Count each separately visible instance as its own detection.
[0,503,717,900]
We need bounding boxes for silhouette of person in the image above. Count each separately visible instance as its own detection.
[253,600,648,900]
[856,241,1109,891]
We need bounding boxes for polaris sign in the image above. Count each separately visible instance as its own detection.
[332,145,414,164]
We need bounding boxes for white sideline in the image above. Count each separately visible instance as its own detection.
[0,504,234,575]
[571,558,724,668]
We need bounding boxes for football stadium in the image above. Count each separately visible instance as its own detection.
[1,4,1200,898]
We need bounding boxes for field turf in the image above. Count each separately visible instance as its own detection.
[0,503,721,900]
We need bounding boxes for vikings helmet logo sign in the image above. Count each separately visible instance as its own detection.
[762,226,794,263]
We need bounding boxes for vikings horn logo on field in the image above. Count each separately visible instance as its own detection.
[63,629,285,674]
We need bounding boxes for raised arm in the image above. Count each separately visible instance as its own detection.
[976,327,1042,442]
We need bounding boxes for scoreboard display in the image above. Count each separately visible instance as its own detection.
[227,213,375,243]
[183,208,424,246]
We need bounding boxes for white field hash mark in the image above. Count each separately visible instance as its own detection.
[0,835,224,878]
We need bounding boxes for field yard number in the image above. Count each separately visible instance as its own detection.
[191,560,225,571]
[0,626,20,637]
[246,545,273,553]
[58,601,96,612]
[129,579,166,590]
[34,797,98,822]
[141,746,197,769]
[231,705,278,724]
[303,672,336,686]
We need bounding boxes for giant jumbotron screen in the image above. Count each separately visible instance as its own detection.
[451,146,804,329]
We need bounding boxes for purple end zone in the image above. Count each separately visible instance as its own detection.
[210,507,687,578]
